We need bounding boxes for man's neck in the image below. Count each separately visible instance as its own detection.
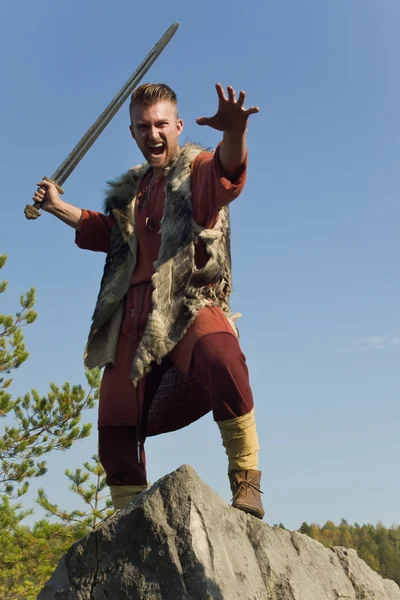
[153,167,167,180]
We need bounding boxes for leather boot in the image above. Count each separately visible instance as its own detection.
[229,469,265,519]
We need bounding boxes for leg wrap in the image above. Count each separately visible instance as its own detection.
[217,408,259,472]
[110,484,147,510]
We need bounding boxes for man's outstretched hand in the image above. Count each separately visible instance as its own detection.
[196,83,259,134]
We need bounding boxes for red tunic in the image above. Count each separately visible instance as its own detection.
[76,146,247,432]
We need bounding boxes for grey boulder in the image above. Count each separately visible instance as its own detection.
[38,464,400,599]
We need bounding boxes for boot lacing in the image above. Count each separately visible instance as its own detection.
[232,476,264,503]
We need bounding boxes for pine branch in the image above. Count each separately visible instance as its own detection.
[36,455,113,533]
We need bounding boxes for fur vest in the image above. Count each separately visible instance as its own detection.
[84,143,233,385]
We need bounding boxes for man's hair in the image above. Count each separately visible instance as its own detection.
[129,83,178,121]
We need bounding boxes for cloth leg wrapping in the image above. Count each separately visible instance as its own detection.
[217,408,259,472]
[110,484,147,510]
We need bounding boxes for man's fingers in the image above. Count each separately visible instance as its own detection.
[227,86,236,102]
[33,181,50,203]
[196,116,210,126]
[215,83,227,101]
[245,106,260,117]
[32,190,45,201]
[36,180,51,188]
[237,91,245,107]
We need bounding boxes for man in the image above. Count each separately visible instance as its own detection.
[33,82,264,519]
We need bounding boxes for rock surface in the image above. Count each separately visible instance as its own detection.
[38,465,400,599]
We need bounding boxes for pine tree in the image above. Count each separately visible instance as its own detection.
[0,253,102,598]
[37,454,114,536]
[0,253,98,498]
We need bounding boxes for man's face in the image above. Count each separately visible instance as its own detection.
[130,101,183,170]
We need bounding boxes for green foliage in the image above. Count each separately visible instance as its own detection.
[0,456,112,599]
[299,519,400,585]
[299,521,312,536]
[0,254,101,498]
[0,254,105,598]
[0,253,37,419]
[273,522,287,530]
[0,377,99,498]
[0,496,77,599]
[37,454,113,535]
[0,458,113,600]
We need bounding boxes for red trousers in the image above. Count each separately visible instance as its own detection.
[99,332,254,486]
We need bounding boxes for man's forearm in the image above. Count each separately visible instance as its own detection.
[219,130,247,179]
[44,202,83,231]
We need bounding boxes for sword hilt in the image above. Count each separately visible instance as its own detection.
[24,177,65,220]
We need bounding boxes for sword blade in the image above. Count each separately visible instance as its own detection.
[51,22,179,186]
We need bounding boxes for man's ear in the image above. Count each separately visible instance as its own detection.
[177,119,184,137]
[129,124,136,140]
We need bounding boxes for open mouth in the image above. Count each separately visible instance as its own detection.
[148,142,165,157]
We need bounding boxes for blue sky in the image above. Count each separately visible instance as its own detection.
[1,0,400,530]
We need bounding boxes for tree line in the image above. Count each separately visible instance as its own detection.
[297,519,400,586]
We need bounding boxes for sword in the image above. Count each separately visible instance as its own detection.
[24,23,179,220]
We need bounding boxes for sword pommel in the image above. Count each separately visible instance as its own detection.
[24,204,41,220]
[24,177,65,220]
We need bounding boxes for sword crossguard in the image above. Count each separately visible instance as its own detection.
[24,177,65,221]
[42,177,65,194]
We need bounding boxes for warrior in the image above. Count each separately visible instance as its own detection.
[33,82,264,519]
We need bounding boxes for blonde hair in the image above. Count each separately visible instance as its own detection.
[129,83,178,121]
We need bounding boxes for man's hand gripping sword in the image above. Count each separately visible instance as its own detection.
[24,23,179,220]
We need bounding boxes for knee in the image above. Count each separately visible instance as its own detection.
[194,332,245,374]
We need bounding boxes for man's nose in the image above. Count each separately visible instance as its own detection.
[149,126,160,140]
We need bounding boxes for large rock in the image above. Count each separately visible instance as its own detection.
[38,465,400,599]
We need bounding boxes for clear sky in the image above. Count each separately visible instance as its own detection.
[1,0,399,531]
